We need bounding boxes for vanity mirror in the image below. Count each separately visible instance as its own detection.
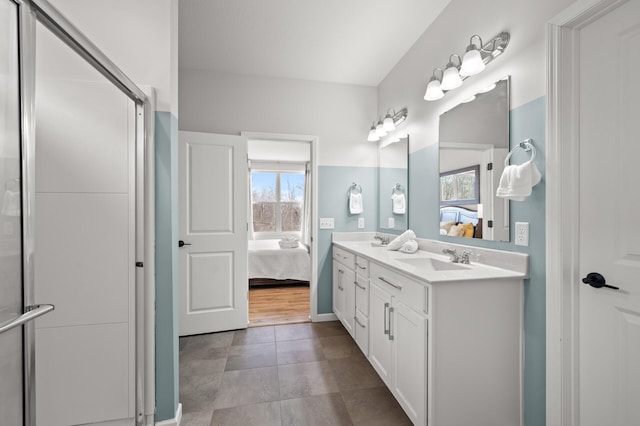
[438,76,510,241]
[379,135,409,232]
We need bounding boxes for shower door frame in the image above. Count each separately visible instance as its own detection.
[16,0,155,425]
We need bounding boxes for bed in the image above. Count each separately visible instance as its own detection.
[439,206,481,238]
[248,239,311,283]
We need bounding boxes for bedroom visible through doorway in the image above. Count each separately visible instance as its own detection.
[246,135,314,327]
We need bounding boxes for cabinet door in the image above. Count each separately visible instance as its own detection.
[392,299,427,426]
[369,282,393,386]
[342,267,356,337]
[332,262,344,321]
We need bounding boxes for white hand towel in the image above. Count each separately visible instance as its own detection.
[496,160,542,201]
[398,239,418,254]
[349,193,363,214]
[391,193,406,214]
[279,236,299,249]
[386,229,417,251]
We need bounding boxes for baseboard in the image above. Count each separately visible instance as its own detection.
[315,313,338,322]
[155,403,182,426]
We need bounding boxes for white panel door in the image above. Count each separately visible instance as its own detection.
[179,131,248,335]
[579,2,640,424]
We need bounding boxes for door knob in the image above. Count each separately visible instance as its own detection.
[582,272,619,290]
[178,240,191,248]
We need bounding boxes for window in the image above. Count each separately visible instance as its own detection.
[251,171,305,233]
[440,165,480,206]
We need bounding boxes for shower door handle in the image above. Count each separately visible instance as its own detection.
[0,304,55,335]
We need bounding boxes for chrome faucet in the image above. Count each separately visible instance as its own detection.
[442,248,472,264]
[374,234,390,245]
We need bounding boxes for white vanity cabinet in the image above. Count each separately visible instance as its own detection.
[369,263,427,426]
[353,256,370,354]
[332,246,356,336]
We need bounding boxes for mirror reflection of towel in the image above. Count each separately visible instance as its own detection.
[496,160,541,201]
[391,193,406,214]
[349,193,363,214]
[1,190,20,216]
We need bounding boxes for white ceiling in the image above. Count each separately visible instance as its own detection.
[179,0,452,87]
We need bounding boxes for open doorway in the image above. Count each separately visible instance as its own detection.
[244,133,315,327]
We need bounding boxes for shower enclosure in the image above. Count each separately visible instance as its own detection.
[0,1,154,425]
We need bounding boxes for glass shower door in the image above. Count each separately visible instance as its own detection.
[0,1,24,424]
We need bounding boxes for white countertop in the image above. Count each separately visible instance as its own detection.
[332,234,529,284]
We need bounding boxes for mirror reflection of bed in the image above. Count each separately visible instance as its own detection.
[247,138,312,326]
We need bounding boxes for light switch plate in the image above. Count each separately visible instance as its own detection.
[358,218,365,229]
[320,218,334,229]
[388,218,395,228]
[515,222,529,246]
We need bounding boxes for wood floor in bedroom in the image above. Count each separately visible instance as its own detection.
[249,284,310,327]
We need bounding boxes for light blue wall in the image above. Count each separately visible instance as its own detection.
[317,166,378,314]
[408,96,546,425]
[154,111,179,421]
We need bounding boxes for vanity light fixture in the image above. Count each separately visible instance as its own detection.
[423,31,510,101]
[367,121,380,142]
[424,68,445,101]
[367,108,408,142]
[441,55,463,90]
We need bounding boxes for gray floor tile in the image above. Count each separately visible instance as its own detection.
[328,356,385,391]
[275,322,316,341]
[276,338,325,365]
[213,366,280,410]
[310,321,349,338]
[225,342,277,371]
[181,409,214,426]
[280,393,353,426]
[209,401,281,426]
[231,326,275,346]
[278,360,339,399]
[319,335,361,359]
[341,386,412,425]
[181,331,235,353]
[180,372,224,413]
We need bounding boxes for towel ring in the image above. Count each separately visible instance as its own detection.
[504,138,536,166]
[348,182,362,195]
[391,183,405,195]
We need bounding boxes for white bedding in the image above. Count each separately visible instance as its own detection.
[248,239,311,281]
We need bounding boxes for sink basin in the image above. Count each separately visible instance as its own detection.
[396,257,470,271]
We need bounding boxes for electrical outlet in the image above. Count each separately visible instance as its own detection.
[515,222,529,246]
[319,218,334,229]
[358,218,365,229]
[388,218,395,228]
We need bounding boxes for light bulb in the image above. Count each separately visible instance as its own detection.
[424,77,444,101]
[368,128,379,142]
[383,114,396,132]
[460,47,485,77]
[441,63,462,91]
[375,121,387,137]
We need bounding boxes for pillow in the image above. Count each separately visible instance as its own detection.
[440,221,456,233]
[447,224,466,237]
[463,222,475,238]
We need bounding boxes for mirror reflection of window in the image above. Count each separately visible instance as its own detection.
[440,165,480,205]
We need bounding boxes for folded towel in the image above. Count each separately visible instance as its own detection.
[496,160,541,201]
[279,239,299,249]
[386,229,417,251]
[391,193,406,214]
[398,240,418,254]
[281,235,297,241]
[349,193,363,214]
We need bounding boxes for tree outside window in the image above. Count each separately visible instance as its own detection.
[251,171,304,233]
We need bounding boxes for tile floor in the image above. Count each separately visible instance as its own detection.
[179,321,412,426]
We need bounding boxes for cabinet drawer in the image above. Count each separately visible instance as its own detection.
[354,256,370,278]
[354,309,369,356]
[333,246,355,269]
[370,262,426,313]
[355,275,369,316]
